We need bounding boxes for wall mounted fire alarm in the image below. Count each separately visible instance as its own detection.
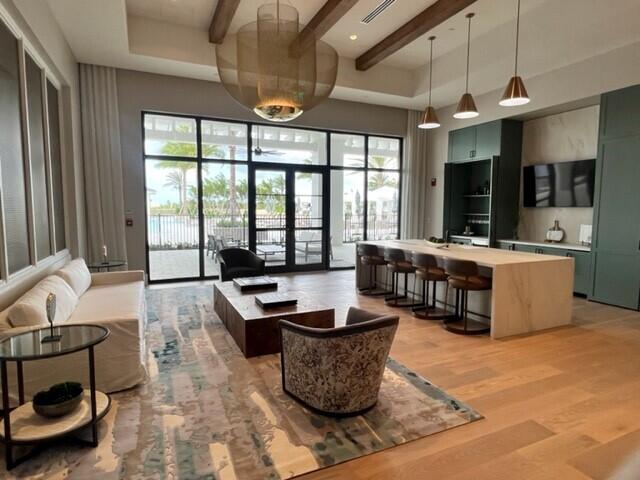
[431,177,437,187]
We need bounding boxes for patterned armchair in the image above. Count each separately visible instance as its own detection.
[279,307,399,416]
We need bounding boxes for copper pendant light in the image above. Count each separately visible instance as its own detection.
[500,0,530,106]
[454,13,479,119]
[418,36,440,129]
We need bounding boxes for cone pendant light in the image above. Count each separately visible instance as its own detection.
[500,0,530,106]
[419,36,440,129]
[454,13,479,119]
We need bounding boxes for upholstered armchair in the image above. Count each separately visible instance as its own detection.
[218,248,265,281]
[279,307,399,416]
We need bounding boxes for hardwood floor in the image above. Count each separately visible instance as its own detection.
[271,270,640,480]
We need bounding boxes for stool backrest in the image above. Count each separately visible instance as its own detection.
[358,243,381,257]
[411,252,438,269]
[443,257,479,277]
[384,248,407,263]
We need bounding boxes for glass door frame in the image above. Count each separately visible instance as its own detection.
[249,162,330,273]
[142,110,403,284]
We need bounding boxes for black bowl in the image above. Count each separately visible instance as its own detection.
[33,393,83,418]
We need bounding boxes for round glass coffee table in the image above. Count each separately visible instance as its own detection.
[0,324,111,470]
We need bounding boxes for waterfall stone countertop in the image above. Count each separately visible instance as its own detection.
[356,239,574,339]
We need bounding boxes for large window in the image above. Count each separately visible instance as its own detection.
[0,21,31,274]
[0,20,67,280]
[329,133,401,268]
[143,113,401,281]
[26,54,52,261]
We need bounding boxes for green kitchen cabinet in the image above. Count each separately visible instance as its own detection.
[444,119,523,247]
[498,241,515,251]
[447,119,513,163]
[599,84,640,140]
[590,85,640,310]
[564,250,592,296]
[475,121,502,160]
[515,244,538,254]
[449,127,477,162]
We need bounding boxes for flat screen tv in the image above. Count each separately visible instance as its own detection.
[523,159,595,207]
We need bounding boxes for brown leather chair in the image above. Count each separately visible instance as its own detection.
[384,248,420,307]
[442,258,492,335]
[357,243,390,296]
[411,252,451,320]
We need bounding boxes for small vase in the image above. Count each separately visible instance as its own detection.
[546,220,565,243]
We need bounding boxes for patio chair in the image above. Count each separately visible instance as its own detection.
[279,307,399,416]
[206,234,215,258]
[294,230,323,262]
[218,247,266,281]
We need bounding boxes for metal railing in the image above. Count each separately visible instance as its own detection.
[147,213,398,249]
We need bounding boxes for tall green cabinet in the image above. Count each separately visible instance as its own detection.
[590,85,640,310]
[444,119,523,245]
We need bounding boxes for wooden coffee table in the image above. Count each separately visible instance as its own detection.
[213,277,334,358]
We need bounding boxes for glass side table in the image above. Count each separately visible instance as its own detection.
[0,324,111,470]
[86,260,127,272]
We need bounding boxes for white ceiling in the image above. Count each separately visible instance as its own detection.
[47,0,640,110]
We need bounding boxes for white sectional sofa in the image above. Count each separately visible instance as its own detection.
[0,259,147,401]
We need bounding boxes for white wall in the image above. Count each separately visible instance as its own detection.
[0,0,83,309]
[116,68,408,272]
[424,40,640,240]
[518,106,599,243]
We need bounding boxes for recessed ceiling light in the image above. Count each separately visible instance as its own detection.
[349,34,358,40]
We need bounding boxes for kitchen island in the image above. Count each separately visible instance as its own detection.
[356,240,574,339]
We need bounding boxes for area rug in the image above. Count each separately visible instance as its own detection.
[2,286,482,479]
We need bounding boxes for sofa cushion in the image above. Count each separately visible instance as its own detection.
[69,281,145,324]
[54,258,92,297]
[8,276,79,328]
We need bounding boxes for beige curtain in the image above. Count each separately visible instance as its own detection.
[79,64,127,264]
[400,110,430,239]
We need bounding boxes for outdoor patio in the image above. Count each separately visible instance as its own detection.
[148,243,356,280]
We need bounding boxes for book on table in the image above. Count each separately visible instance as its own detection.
[233,276,278,292]
[255,293,298,309]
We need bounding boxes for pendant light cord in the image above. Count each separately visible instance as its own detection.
[514,0,521,75]
[428,37,434,106]
[465,14,472,93]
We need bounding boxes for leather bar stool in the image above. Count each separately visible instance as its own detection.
[357,243,390,296]
[442,258,492,335]
[411,252,451,320]
[384,248,420,307]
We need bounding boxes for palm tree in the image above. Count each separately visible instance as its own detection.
[156,142,223,214]
[367,155,398,191]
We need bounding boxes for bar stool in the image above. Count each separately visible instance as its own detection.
[384,248,420,307]
[357,243,390,296]
[442,258,492,335]
[411,252,451,320]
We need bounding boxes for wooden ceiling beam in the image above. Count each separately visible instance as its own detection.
[290,0,359,57]
[209,0,241,44]
[356,0,476,71]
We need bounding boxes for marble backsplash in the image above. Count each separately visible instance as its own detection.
[517,105,599,244]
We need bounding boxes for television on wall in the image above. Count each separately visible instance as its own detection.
[523,159,596,207]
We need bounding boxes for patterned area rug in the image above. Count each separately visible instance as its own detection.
[2,286,482,479]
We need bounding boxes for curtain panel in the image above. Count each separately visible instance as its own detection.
[79,64,127,264]
[400,110,430,239]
